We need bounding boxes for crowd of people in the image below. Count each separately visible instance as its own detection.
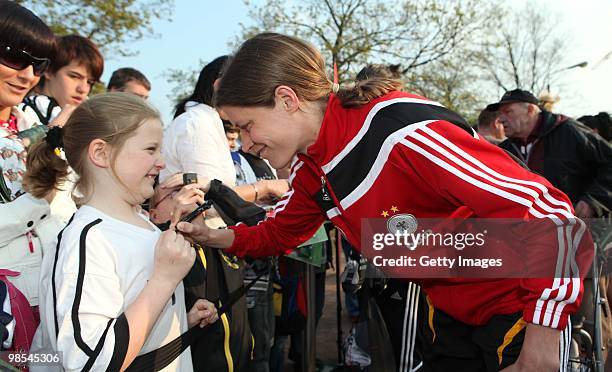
[0,1,610,371]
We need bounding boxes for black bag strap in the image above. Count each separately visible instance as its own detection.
[0,166,11,203]
[22,96,59,126]
[126,271,264,372]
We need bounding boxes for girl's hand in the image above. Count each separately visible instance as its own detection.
[152,229,195,286]
[187,299,219,328]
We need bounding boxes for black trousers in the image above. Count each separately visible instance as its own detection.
[419,298,525,372]
[376,280,424,372]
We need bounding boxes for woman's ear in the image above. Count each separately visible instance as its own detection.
[88,139,111,168]
[274,86,300,112]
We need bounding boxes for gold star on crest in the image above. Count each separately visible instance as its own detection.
[381,210,389,217]
[390,206,399,213]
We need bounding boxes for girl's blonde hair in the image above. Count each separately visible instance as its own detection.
[23,93,160,204]
[215,33,403,109]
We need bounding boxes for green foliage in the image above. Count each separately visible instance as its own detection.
[16,0,174,57]
[163,59,206,104]
[89,81,106,96]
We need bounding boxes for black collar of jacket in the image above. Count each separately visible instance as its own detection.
[533,110,569,139]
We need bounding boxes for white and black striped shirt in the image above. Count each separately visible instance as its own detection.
[33,206,192,371]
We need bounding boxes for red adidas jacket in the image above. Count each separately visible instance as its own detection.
[227,91,591,329]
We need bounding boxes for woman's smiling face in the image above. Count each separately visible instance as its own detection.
[222,103,306,169]
[0,63,39,110]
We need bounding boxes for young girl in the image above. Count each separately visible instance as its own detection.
[30,93,217,371]
[174,33,591,372]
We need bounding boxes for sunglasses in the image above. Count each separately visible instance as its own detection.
[0,46,50,76]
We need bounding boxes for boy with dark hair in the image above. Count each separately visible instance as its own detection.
[20,34,104,127]
[19,34,103,223]
[107,67,151,99]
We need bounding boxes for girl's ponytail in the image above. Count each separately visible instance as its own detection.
[22,127,69,199]
[335,77,404,108]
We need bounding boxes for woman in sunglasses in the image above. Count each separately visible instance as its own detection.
[0,0,60,345]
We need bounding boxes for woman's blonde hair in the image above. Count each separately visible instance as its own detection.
[23,93,160,204]
[215,33,402,109]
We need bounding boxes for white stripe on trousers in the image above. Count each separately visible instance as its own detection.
[559,317,571,372]
[399,283,423,372]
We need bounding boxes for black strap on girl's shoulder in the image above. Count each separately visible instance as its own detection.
[22,96,59,126]
[0,167,11,203]
[45,97,59,124]
[125,271,264,372]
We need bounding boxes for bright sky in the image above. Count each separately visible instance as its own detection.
[100,0,611,125]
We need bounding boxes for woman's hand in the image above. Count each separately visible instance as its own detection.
[160,172,210,192]
[151,229,195,286]
[499,323,561,372]
[575,200,594,218]
[187,299,219,328]
[170,202,212,242]
[256,179,290,204]
[170,202,235,248]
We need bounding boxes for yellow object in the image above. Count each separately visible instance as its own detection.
[497,318,526,365]
[426,296,436,343]
[251,334,255,360]
[272,283,282,317]
[220,312,234,371]
[197,245,234,371]
[196,245,207,269]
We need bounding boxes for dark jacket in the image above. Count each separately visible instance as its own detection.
[184,246,253,372]
[499,110,612,216]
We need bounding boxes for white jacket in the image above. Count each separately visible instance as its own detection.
[160,102,236,186]
[0,106,64,306]
[160,102,236,228]
[19,94,61,126]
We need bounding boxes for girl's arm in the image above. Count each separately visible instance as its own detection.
[53,228,195,371]
[120,229,196,370]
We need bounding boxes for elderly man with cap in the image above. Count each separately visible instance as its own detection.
[489,89,612,219]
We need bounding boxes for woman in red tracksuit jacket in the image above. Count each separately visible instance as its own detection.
[171,33,592,372]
